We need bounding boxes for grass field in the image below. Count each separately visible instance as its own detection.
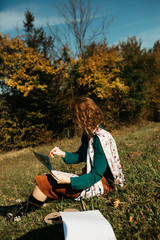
[0,122,160,240]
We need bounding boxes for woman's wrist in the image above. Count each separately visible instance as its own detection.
[61,151,66,158]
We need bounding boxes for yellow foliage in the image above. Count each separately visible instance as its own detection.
[0,34,129,103]
[76,45,129,99]
[0,34,69,96]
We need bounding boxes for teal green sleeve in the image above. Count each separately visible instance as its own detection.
[70,136,107,190]
[63,133,88,164]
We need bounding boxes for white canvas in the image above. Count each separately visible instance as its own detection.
[60,210,117,240]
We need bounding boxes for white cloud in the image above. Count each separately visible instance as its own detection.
[111,26,160,49]
[137,26,160,48]
[0,11,25,32]
[0,9,64,34]
[113,18,160,31]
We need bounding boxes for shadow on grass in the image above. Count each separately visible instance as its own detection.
[17,224,64,240]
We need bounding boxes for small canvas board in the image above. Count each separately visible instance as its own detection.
[33,151,53,170]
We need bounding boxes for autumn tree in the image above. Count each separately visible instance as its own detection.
[63,42,129,126]
[23,9,55,60]
[146,41,160,121]
[49,0,112,56]
[0,34,70,150]
[118,37,149,121]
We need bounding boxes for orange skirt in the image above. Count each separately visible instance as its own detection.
[36,173,110,200]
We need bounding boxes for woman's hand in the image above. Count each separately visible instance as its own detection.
[50,171,71,184]
[49,147,66,158]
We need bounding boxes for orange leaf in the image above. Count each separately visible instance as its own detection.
[114,198,121,208]
[129,216,133,222]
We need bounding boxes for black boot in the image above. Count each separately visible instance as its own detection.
[0,195,44,221]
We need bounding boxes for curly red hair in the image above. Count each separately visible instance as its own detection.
[70,97,104,136]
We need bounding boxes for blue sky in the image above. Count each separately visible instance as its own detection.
[0,0,160,50]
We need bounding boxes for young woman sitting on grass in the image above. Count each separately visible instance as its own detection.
[0,97,125,221]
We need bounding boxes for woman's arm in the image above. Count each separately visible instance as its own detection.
[64,133,88,164]
[50,133,88,164]
[70,136,107,190]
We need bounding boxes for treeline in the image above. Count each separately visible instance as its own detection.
[0,10,160,151]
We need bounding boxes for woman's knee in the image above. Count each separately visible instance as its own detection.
[32,185,47,202]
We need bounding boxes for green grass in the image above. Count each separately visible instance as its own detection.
[0,122,160,240]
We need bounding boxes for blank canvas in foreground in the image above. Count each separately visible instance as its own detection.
[60,210,117,240]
